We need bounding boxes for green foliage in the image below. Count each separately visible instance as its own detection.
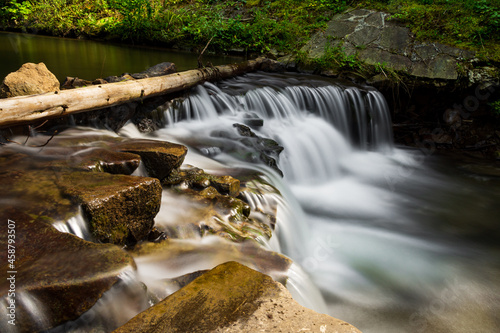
[490,100,500,117]
[0,0,346,53]
[2,0,32,22]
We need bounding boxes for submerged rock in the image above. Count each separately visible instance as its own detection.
[0,62,60,98]
[161,166,271,241]
[113,261,361,333]
[0,207,136,332]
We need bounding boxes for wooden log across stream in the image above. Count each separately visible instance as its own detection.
[0,57,266,128]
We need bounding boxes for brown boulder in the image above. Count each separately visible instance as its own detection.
[59,171,162,245]
[113,261,362,333]
[0,62,60,98]
[114,139,188,180]
[0,207,136,332]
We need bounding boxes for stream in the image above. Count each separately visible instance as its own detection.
[1,33,500,332]
[141,73,500,333]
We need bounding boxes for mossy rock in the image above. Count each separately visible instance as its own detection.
[113,262,362,333]
[0,207,135,332]
[59,171,162,245]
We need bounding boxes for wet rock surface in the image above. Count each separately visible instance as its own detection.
[0,129,179,245]
[60,171,162,245]
[0,207,135,332]
[161,166,272,241]
[210,123,284,176]
[0,62,60,98]
[114,139,187,180]
[113,261,361,333]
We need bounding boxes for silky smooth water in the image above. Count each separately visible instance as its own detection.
[152,72,500,333]
[0,31,241,81]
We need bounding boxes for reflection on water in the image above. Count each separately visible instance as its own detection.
[0,31,242,81]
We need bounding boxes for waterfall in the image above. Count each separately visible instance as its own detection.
[155,72,500,333]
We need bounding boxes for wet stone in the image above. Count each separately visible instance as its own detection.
[59,171,162,245]
[113,262,361,333]
[0,207,135,332]
[114,139,188,180]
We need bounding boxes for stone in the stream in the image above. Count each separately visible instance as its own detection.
[162,167,271,242]
[44,147,141,175]
[59,171,162,245]
[0,62,60,98]
[0,207,136,333]
[113,261,362,333]
[114,139,188,180]
[131,62,177,79]
[61,76,94,89]
[164,166,240,197]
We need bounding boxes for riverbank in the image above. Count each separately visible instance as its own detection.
[2,1,500,159]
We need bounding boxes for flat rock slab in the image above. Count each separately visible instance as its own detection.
[113,261,361,333]
[114,139,188,180]
[0,207,135,332]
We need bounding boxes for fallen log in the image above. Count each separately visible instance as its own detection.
[0,57,266,128]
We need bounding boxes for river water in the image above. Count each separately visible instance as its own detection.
[0,31,240,81]
[146,73,500,333]
[2,33,500,332]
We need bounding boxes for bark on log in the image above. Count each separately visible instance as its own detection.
[0,57,266,128]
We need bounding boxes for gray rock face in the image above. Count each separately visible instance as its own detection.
[0,62,60,98]
[300,9,479,81]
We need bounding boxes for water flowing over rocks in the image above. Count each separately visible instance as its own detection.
[0,207,136,332]
[0,62,60,98]
[113,261,361,333]
[161,166,272,241]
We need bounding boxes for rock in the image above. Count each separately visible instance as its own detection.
[161,166,273,241]
[296,9,478,82]
[0,62,60,98]
[0,207,136,332]
[46,147,141,175]
[59,171,162,245]
[163,166,240,197]
[61,76,93,89]
[114,139,188,180]
[131,62,177,79]
[1,133,177,245]
[113,261,361,333]
[410,54,458,80]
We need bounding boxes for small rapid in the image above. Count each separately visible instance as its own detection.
[152,72,500,333]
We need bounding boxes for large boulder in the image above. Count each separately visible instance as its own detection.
[0,207,136,332]
[297,9,478,82]
[0,62,60,98]
[113,261,362,333]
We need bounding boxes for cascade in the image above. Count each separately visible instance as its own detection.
[155,72,500,333]
[3,72,499,333]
